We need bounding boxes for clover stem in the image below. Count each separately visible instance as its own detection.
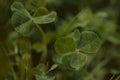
[116,74,120,80]
[35,24,48,63]
[40,45,47,63]
[35,24,46,39]
[11,66,17,80]
[110,74,116,80]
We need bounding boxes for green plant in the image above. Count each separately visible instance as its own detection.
[10,1,103,80]
[0,0,120,80]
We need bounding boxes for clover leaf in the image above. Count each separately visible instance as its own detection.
[11,2,57,36]
[78,31,102,53]
[54,37,76,54]
[70,52,87,70]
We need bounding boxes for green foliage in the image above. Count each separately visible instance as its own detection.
[70,52,87,70]
[53,29,102,71]
[78,31,102,53]
[11,1,56,36]
[0,0,120,80]
[54,37,76,54]
[33,11,56,24]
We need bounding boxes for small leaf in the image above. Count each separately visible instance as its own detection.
[52,54,64,64]
[25,0,46,12]
[47,64,58,72]
[11,9,33,36]
[77,8,93,27]
[73,29,81,42]
[33,11,57,24]
[61,53,73,69]
[34,7,49,17]
[15,20,34,36]
[54,37,76,54]
[36,64,47,74]
[66,29,80,42]
[11,9,31,27]
[79,31,102,53]
[11,2,33,36]
[11,1,24,12]
[70,52,87,70]
[32,42,43,53]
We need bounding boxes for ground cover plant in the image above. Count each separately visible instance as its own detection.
[0,0,120,80]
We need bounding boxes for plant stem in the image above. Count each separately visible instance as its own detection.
[110,74,116,80]
[40,45,47,63]
[35,24,48,63]
[11,65,17,80]
[116,75,120,80]
[20,63,25,80]
[35,24,46,39]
